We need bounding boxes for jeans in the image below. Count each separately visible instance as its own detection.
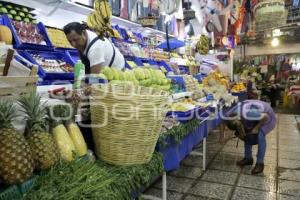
[245,130,266,164]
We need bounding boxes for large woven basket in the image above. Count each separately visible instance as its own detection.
[254,0,287,31]
[90,83,169,166]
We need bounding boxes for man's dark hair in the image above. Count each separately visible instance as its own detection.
[63,22,86,35]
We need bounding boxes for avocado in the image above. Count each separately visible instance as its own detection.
[7,14,13,19]
[19,12,25,17]
[24,18,30,22]
[9,9,17,15]
[22,7,29,13]
[14,15,21,21]
[0,7,8,13]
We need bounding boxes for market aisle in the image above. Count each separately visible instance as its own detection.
[143,114,300,200]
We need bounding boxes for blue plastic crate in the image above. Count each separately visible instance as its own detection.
[2,14,53,50]
[157,60,173,73]
[66,49,80,64]
[166,75,186,91]
[18,49,75,81]
[167,107,201,123]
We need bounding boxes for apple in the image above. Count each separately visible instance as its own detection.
[9,10,17,15]
[26,14,33,18]
[14,16,21,21]
[6,5,13,9]
[22,7,29,12]
[7,14,13,19]
[24,18,30,23]
[0,7,8,13]
[19,12,25,17]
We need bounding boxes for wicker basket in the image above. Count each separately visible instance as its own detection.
[254,0,287,31]
[90,83,169,166]
[139,16,158,28]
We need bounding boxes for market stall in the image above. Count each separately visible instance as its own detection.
[0,1,242,200]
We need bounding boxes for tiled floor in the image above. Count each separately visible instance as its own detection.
[143,114,300,200]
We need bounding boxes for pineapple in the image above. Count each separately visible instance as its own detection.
[0,100,34,184]
[19,92,60,170]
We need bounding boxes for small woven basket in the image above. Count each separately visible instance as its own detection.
[90,83,169,166]
[139,16,158,28]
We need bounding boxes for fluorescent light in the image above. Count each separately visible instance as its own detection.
[271,38,279,47]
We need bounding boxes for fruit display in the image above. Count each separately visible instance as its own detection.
[66,108,88,157]
[0,25,12,44]
[160,116,180,133]
[196,35,210,55]
[32,54,73,73]
[12,21,45,44]
[47,28,73,49]
[202,71,230,89]
[18,92,60,170]
[51,105,76,162]
[86,0,114,39]
[99,66,172,92]
[231,82,246,93]
[183,75,200,92]
[0,100,34,185]
[171,102,196,112]
[0,2,36,23]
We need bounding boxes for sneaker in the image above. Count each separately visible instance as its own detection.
[251,163,264,174]
[236,158,254,167]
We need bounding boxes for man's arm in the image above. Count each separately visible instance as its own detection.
[90,64,104,74]
[251,113,269,134]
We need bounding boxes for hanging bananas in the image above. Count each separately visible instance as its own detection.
[86,0,114,40]
[196,35,210,55]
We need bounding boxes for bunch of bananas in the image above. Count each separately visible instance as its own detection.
[86,0,116,39]
[196,35,210,55]
[231,82,246,93]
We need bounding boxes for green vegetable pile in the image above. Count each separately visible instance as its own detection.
[22,153,163,200]
[158,118,201,147]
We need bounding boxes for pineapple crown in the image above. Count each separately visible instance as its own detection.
[18,92,48,136]
[0,100,15,129]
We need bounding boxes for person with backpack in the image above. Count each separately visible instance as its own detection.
[225,100,276,174]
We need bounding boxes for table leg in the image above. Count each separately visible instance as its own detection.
[203,137,206,171]
[162,171,167,200]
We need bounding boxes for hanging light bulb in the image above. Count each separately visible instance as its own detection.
[271,38,279,47]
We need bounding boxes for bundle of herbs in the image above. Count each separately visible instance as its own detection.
[22,153,163,200]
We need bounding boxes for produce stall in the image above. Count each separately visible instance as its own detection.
[0,1,241,200]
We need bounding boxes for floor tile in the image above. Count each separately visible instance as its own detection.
[182,155,203,167]
[231,187,276,200]
[237,174,276,192]
[187,181,232,200]
[279,159,300,170]
[279,168,300,182]
[209,159,241,172]
[143,187,183,200]
[184,194,219,200]
[154,176,194,193]
[279,179,300,196]
[214,152,243,162]
[278,194,300,200]
[201,169,238,185]
[279,151,300,161]
[279,145,300,153]
[170,166,203,179]
[241,165,277,178]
